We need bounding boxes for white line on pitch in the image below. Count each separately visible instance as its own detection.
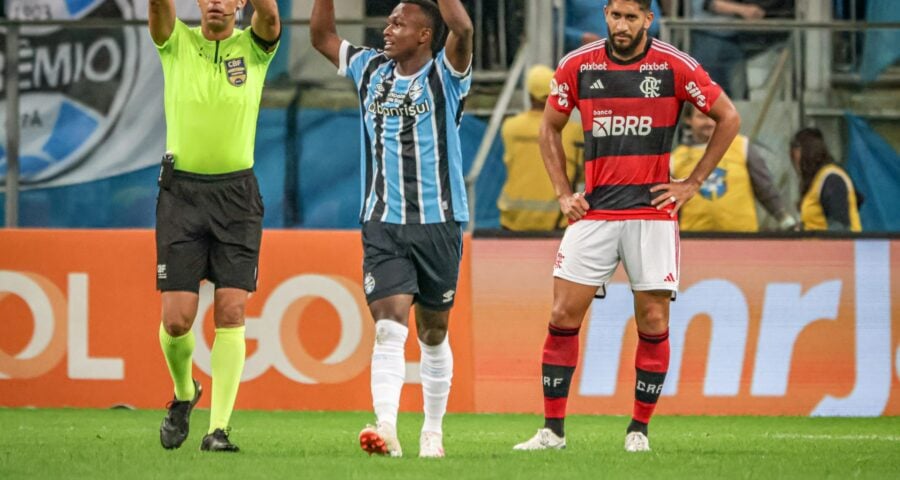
[770,433,900,442]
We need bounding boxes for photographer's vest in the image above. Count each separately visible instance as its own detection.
[672,135,758,232]
[800,165,862,232]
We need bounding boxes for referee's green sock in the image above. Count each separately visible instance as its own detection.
[159,323,196,401]
[209,326,246,433]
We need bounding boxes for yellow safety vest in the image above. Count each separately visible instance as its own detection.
[671,135,758,232]
[498,110,582,231]
[800,164,862,232]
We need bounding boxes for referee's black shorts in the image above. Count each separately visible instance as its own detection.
[361,220,463,311]
[156,169,263,293]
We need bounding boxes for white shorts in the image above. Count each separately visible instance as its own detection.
[553,219,680,292]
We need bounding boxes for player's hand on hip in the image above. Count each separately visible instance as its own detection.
[560,192,590,221]
[650,180,699,217]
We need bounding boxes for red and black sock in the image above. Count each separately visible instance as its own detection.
[629,329,670,436]
[542,324,580,438]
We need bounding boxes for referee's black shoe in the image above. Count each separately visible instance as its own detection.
[159,379,202,449]
[200,428,240,452]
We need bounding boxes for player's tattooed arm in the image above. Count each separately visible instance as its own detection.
[541,105,589,221]
[148,0,175,46]
[439,0,474,73]
[310,0,343,67]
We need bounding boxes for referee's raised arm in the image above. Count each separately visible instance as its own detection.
[148,0,175,46]
[438,0,473,72]
[310,0,343,68]
[249,0,281,50]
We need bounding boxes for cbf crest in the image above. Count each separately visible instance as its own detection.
[226,57,247,86]
[700,167,727,200]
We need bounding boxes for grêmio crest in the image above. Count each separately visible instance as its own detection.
[226,57,247,87]
[0,0,138,184]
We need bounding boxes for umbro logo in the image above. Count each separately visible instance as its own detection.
[590,79,605,90]
[364,272,376,295]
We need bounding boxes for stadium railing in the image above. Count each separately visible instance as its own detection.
[1,16,897,230]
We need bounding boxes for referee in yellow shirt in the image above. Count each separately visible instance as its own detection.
[149,0,279,452]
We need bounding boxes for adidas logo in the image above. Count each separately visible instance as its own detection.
[590,79,605,90]
[664,273,676,283]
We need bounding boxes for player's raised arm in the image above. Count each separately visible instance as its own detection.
[148,0,175,46]
[438,0,473,73]
[310,0,343,67]
[249,0,281,50]
[541,105,589,222]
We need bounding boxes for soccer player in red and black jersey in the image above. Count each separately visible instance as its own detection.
[513,0,740,452]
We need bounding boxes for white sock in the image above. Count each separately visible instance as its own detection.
[371,320,408,427]
[419,336,453,434]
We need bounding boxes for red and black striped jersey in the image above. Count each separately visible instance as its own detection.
[549,38,723,221]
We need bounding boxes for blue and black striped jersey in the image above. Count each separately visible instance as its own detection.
[339,40,471,225]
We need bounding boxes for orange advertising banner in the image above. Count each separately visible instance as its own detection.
[0,229,475,412]
[472,238,900,416]
[3,231,898,416]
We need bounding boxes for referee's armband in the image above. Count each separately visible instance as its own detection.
[251,27,280,52]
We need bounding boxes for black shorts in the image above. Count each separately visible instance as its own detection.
[361,220,463,310]
[156,169,263,293]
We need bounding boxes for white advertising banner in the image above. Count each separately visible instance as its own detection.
[0,0,200,188]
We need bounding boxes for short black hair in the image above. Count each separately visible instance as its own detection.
[608,0,653,12]
[401,0,447,53]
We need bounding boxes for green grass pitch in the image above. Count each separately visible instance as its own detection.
[2,409,899,479]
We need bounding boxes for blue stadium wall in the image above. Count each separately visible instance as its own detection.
[0,109,506,229]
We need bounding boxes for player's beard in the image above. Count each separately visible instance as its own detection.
[610,28,646,58]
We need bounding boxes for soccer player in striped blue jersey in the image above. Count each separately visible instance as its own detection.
[311,0,473,459]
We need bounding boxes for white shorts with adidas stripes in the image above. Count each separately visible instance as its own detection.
[553,219,680,292]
